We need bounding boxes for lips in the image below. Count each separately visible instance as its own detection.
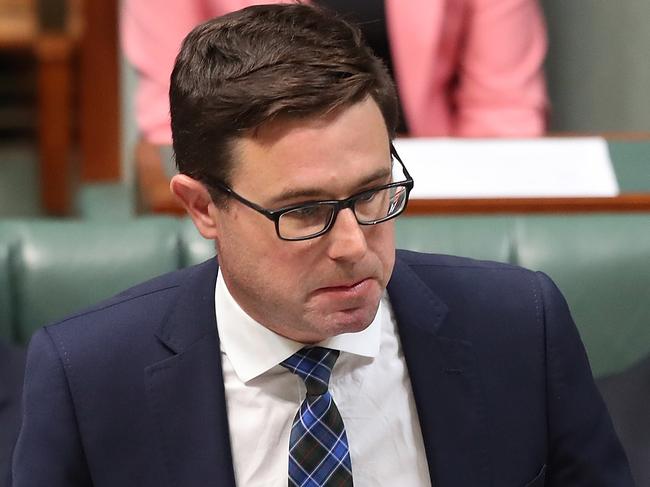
[320,278,368,291]
[313,278,375,300]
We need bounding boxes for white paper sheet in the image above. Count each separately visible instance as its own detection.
[393,138,620,198]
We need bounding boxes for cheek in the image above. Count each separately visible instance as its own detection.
[217,219,313,286]
[216,210,275,255]
[215,216,266,277]
[269,242,321,290]
[370,224,396,279]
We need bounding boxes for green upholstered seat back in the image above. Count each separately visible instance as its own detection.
[515,215,650,377]
[9,219,182,342]
[0,223,19,341]
[396,216,515,262]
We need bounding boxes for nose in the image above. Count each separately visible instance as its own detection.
[326,208,368,261]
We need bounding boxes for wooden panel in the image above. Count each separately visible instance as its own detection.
[35,34,74,214]
[1,0,80,214]
[0,0,36,47]
[79,0,120,181]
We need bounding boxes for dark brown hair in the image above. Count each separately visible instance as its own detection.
[170,3,398,189]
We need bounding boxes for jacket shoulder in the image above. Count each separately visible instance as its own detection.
[395,248,528,273]
[41,259,216,346]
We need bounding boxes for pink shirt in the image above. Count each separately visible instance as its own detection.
[121,0,547,143]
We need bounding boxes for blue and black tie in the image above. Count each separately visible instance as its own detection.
[281,347,353,487]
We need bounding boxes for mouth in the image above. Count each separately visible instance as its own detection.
[313,277,375,299]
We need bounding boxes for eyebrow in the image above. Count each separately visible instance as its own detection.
[268,165,392,207]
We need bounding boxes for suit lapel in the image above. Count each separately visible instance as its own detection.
[388,255,492,487]
[145,260,236,487]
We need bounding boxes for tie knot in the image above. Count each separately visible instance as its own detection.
[281,347,339,396]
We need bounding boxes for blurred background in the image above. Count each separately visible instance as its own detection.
[0,0,649,217]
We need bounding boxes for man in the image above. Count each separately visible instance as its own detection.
[13,4,632,486]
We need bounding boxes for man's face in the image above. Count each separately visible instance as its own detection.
[210,97,396,343]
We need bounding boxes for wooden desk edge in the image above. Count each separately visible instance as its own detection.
[405,194,650,214]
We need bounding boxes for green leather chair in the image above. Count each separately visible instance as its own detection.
[395,216,516,262]
[0,219,181,342]
[515,215,650,376]
[0,227,15,340]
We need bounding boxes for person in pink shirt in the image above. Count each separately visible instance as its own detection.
[121,0,548,211]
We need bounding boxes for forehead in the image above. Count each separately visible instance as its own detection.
[229,98,391,198]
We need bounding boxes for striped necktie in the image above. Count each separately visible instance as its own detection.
[281,347,353,486]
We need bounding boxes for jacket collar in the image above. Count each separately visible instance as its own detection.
[146,259,237,487]
[154,259,220,354]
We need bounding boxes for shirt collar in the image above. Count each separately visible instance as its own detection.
[215,270,382,383]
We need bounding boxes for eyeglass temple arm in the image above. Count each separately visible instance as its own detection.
[390,142,413,182]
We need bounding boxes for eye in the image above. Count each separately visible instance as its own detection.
[291,206,320,218]
[282,204,330,222]
[357,190,378,203]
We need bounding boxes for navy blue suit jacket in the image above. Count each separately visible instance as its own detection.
[12,251,634,486]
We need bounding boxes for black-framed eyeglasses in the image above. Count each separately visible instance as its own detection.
[202,144,414,241]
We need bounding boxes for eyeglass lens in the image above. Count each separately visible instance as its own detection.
[277,184,408,239]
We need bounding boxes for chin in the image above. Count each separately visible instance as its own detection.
[324,304,378,336]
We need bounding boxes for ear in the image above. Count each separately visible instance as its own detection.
[170,174,220,239]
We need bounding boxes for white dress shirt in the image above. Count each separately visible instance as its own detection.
[215,272,431,486]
